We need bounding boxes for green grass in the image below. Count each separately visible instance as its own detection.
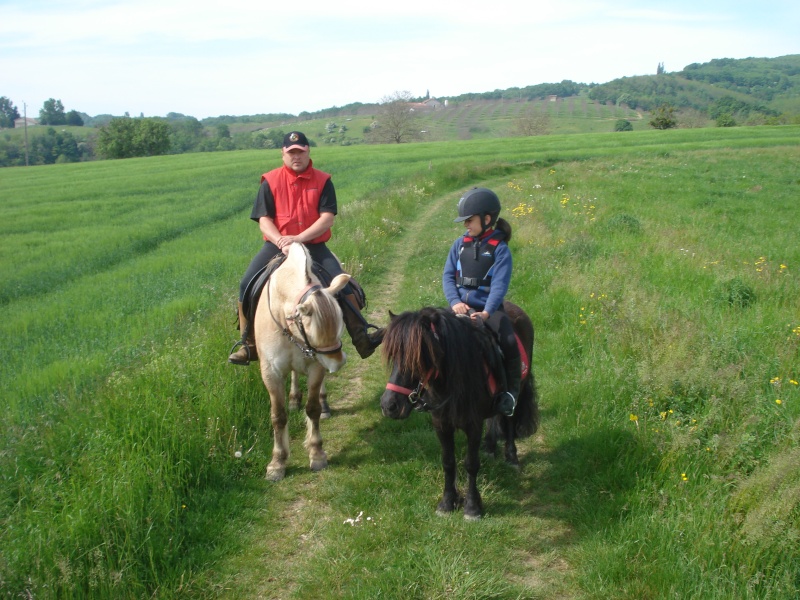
[1,126,799,598]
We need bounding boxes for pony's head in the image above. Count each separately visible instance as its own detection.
[381,309,443,419]
[381,307,491,426]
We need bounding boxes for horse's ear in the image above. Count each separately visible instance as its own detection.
[326,273,351,296]
[388,310,397,319]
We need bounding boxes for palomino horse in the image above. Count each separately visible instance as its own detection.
[381,302,538,519]
[254,242,350,481]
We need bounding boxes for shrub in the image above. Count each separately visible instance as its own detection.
[614,119,633,132]
[716,277,756,308]
[606,213,641,233]
[649,104,677,130]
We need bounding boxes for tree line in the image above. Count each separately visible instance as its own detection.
[0,95,300,167]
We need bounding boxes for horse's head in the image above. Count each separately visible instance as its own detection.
[289,273,350,373]
[263,243,351,373]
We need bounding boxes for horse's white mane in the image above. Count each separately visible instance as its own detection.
[285,242,313,283]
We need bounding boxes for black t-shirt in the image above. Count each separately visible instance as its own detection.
[250,177,337,222]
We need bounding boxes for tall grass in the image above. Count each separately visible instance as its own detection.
[1,127,799,598]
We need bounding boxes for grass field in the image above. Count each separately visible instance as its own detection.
[1,126,799,598]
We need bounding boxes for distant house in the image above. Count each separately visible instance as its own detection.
[547,95,558,102]
[410,98,444,111]
[14,117,39,128]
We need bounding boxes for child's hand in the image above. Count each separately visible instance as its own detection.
[452,302,470,315]
[470,311,489,322]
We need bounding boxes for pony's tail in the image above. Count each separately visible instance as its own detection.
[511,372,539,438]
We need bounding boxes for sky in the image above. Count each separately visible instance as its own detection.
[2,0,798,120]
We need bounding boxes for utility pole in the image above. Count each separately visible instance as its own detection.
[23,102,30,167]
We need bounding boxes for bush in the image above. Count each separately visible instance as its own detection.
[716,277,756,308]
[606,213,642,233]
[614,119,633,132]
[649,104,677,130]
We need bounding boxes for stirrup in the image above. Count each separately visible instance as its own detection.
[228,339,256,365]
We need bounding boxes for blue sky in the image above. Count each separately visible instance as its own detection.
[2,0,798,119]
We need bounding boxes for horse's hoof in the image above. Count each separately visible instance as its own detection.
[464,513,482,521]
[266,463,285,481]
[310,453,328,472]
[320,409,331,420]
[435,508,453,517]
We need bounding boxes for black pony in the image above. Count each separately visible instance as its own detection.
[380,301,538,519]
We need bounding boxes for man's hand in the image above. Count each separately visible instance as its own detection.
[277,235,298,253]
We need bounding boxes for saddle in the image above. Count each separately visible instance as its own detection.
[239,254,366,328]
[462,314,529,395]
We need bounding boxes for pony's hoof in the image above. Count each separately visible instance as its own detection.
[436,496,461,515]
[464,513,482,521]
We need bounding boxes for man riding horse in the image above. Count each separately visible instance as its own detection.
[229,131,384,365]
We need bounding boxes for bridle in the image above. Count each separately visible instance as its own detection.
[385,367,444,412]
[384,321,449,412]
[266,280,343,359]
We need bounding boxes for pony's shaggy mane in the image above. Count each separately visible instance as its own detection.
[383,307,499,427]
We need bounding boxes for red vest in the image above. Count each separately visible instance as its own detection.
[262,163,332,244]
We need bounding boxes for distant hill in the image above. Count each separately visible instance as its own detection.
[201,55,799,132]
[586,55,800,121]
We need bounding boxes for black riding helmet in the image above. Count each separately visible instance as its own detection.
[454,187,501,233]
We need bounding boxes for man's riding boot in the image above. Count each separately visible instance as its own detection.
[228,301,258,365]
[339,292,384,359]
[494,347,522,417]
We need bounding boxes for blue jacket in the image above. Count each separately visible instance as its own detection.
[442,229,512,315]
